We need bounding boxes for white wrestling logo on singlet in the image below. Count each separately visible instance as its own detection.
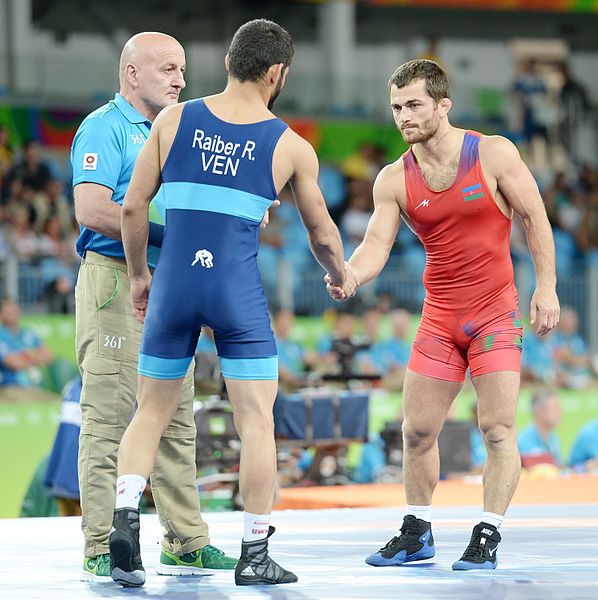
[191,249,214,268]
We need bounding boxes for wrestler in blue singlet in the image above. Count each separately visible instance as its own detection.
[139,99,288,381]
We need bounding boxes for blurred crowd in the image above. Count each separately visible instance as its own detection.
[0,128,79,312]
[1,56,598,317]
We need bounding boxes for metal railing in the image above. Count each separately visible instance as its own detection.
[1,255,596,354]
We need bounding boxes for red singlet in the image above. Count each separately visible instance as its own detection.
[403,130,522,382]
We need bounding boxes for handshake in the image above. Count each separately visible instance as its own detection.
[324,261,359,302]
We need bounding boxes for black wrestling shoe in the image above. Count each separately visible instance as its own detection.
[109,508,146,586]
[234,526,297,586]
[452,522,501,570]
[365,515,435,566]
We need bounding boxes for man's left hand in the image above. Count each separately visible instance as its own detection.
[530,286,560,336]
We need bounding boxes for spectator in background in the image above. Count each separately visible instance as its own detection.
[355,306,383,376]
[0,125,14,184]
[340,179,374,255]
[316,311,359,377]
[521,327,556,385]
[0,296,54,401]
[559,63,590,167]
[8,206,40,259]
[44,377,82,516]
[551,306,592,388]
[512,59,549,157]
[576,186,598,264]
[377,308,412,390]
[5,140,52,194]
[38,215,77,313]
[569,418,598,472]
[1,178,31,224]
[273,309,309,391]
[341,143,384,182]
[32,178,72,235]
[518,389,562,467]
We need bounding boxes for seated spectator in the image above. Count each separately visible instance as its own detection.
[44,377,82,516]
[354,307,383,376]
[8,206,40,259]
[353,434,386,483]
[551,306,592,388]
[377,309,412,389]
[4,140,52,194]
[521,327,556,385]
[569,418,598,472]
[38,215,77,312]
[518,389,562,467]
[0,297,55,401]
[339,179,374,256]
[315,311,360,378]
[32,178,72,235]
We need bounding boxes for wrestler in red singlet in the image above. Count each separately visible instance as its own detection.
[403,130,523,382]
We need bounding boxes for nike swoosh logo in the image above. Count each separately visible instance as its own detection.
[489,547,497,556]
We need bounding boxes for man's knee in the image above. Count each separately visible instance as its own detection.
[234,408,274,439]
[479,419,516,448]
[402,420,438,451]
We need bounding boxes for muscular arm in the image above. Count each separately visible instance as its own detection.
[346,166,401,288]
[291,137,345,285]
[74,183,123,241]
[485,136,559,334]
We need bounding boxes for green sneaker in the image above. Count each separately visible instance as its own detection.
[81,553,111,582]
[157,545,238,575]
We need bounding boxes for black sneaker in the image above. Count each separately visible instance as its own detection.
[109,508,146,586]
[365,515,435,566]
[452,522,501,570]
[234,526,297,586]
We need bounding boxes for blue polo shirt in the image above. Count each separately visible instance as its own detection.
[0,326,44,386]
[518,423,562,465]
[569,419,598,468]
[71,93,164,268]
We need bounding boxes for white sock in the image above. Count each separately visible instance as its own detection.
[481,511,504,529]
[115,474,147,510]
[243,512,270,542]
[405,504,432,523]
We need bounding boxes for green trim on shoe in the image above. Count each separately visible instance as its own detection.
[156,545,238,576]
[81,554,111,582]
[200,545,238,569]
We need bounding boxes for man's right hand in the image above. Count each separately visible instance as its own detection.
[130,274,152,324]
[324,262,358,302]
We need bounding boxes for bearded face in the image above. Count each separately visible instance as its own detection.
[390,80,446,144]
[399,109,441,144]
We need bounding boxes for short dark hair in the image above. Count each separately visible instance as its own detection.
[228,19,294,82]
[388,59,450,102]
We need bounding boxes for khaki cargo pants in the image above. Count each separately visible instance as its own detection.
[75,251,209,557]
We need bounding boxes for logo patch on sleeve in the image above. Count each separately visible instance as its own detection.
[83,153,98,170]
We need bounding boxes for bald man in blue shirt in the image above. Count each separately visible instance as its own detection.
[72,32,236,582]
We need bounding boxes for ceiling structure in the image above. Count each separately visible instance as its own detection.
[31,0,598,49]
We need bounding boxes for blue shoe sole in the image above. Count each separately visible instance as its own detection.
[365,545,435,567]
[452,559,496,571]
